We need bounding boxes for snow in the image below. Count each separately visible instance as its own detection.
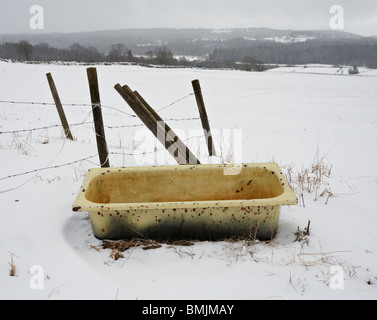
[264,36,314,43]
[1,61,377,300]
[267,64,377,76]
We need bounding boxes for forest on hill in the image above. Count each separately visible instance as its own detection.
[1,28,376,69]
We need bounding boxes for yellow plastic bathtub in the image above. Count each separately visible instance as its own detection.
[73,163,297,241]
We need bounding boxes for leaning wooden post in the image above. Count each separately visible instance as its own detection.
[114,84,196,165]
[46,73,74,140]
[133,90,200,165]
[87,68,110,168]
[192,79,216,156]
[115,84,186,165]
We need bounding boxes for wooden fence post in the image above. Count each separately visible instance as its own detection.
[87,67,110,168]
[46,73,74,141]
[192,79,216,156]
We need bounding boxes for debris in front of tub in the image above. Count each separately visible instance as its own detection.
[167,240,196,247]
[109,249,124,261]
[143,243,162,251]
[99,238,196,260]
[102,239,148,252]
[294,220,311,247]
[99,236,277,262]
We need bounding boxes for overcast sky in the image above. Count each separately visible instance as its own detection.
[0,0,376,36]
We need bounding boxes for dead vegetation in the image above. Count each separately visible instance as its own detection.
[95,238,195,261]
[294,220,311,247]
[9,252,17,277]
[98,236,273,262]
[222,236,272,262]
[284,152,334,207]
[10,132,36,156]
[96,224,312,263]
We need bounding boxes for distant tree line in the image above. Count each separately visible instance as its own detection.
[0,41,180,65]
[1,38,376,69]
[209,39,377,68]
[0,40,266,71]
[0,41,102,62]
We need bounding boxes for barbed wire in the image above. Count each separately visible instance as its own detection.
[0,100,56,106]
[0,117,201,135]
[0,132,206,184]
[0,154,98,182]
[0,121,93,135]
[0,91,195,117]
[0,100,139,118]
[156,92,195,113]
[165,116,200,122]
[0,92,199,135]
[0,92,204,187]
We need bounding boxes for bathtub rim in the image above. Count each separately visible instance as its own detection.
[72,162,298,212]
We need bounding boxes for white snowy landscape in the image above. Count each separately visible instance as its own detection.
[0,60,377,300]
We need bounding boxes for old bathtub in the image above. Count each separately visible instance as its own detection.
[72,163,297,241]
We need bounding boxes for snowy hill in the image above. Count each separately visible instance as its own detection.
[0,27,362,53]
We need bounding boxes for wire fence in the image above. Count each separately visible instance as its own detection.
[0,92,200,135]
[0,92,195,117]
[0,134,206,186]
[0,117,201,135]
[0,92,206,188]
[0,154,99,182]
[0,99,137,118]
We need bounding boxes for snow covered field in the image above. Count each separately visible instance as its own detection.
[0,61,377,300]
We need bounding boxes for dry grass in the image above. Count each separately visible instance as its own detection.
[9,252,16,277]
[10,132,36,155]
[37,128,50,145]
[100,236,278,262]
[294,220,311,247]
[98,238,195,261]
[284,152,333,207]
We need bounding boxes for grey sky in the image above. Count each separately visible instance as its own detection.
[0,0,376,36]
